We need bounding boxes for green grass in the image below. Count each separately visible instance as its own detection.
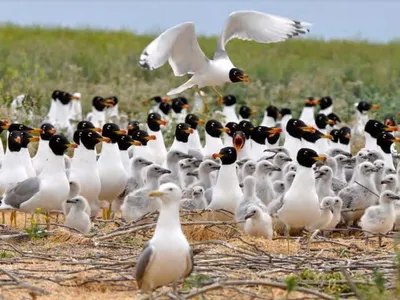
[1,24,400,124]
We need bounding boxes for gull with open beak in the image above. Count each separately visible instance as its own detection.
[139,11,310,112]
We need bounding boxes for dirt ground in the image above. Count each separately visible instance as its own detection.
[0,210,398,300]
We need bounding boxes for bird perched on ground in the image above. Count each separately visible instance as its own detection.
[181,186,207,210]
[360,190,398,246]
[64,196,91,234]
[135,183,193,292]
[243,205,273,239]
[139,11,310,111]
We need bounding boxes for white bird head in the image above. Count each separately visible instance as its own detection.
[244,205,262,220]
[379,190,400,204]
[148,183,182,204]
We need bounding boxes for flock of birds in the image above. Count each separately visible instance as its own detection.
[1,10,400,294]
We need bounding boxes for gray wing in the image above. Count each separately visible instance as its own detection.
[136,242,155,289]
[339,185,369,209]
[332,178,347,194]
[205,188,212,205]
[184,247,194,278]
[188,149,204,161]
[3,177,41,209]
[181,199,196,211]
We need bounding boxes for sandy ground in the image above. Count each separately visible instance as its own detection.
[0,210,397,299]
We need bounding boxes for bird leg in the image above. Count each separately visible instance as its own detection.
[211,86,223,106]
[196,88,208,113]
[284,225,290,254]
[364,234,369,246]
[172,281,179,299]
[10,212,14,227]
[12,212,17,227]
[106,203,112,220]
[45,212,50,230]
[378,234,383,247]
[1,212,4,225]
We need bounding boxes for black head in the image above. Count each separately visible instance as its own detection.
[40,123,56,141]
[319,96,333,109]
[239,105,255,119]
[365,120,387,138]
[51,90,62,100]
[286,119,315,139]
[73,130,84,145]
[229,68,249,83]
[327,113,341,124]
[315,114,334,130]
[77,120,101,133]
[212,147,237,165]
[302,129,331,143]
[101,123,126,143]
[356,101,380,113]
[205,119,227,138]
[297,148,326,168]
[131,130,156,146]
[280,108,292,117]
[21,131,39,148]
[127,120,140,136]
[171,98,189,113]
[175,123,193,143]
[149,96,163,104]
[266,127,282,145]
[159,102,171,115]
[185,114,204,130]
[377,132,399,154]
[237,120,254,139]
[92,96,114,111]
[80,129,110,150]
[8,123,42,135]
[225,122,238,137]
[49,134,77,156]
[7,131,24,152]
[222,95,236,106]
[266,105,279,120]
[58,91,73,105]
[304,96,319,107]
[330,129,340,143]
[338,127,351,145]
[117,134,141,151]
[251,126,269,145]
[147,113,167,131]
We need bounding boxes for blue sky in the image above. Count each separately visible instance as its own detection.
[0,1,398,42]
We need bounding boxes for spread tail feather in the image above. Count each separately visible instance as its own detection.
[167,79,196,96]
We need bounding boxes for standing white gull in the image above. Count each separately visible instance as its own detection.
[139,11,310,111]
[135,183,193,293]
[32,123,57,175]
[20,132,40,178]
[238,105,257,122]
[146,113,168,165]
[220,94,239,123]
[260,105,279,127]
[185,113,205,156]
[203,120,229,158]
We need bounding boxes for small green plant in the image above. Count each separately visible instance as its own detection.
[284,275,298,298]
[24,211,46,240]
[373,269,386,294]
[182,274,211,290]
[0,251,14,259]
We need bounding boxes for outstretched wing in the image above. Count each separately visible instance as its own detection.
[139,22,209,76]
[215,11,311,59]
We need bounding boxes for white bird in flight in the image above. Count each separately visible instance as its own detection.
[139,11,311,111]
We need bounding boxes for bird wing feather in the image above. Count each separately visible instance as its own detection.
[138,22,209,76]
[214,11,311,59]
[3,177,41,209]
[184,247,194,278]
[135,243,155,289]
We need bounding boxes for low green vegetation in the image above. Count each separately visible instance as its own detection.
[0,24,399,124]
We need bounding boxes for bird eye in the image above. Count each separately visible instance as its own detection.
[169,188,173,191]
[155,167,159,171]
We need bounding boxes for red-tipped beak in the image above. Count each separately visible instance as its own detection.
[212,153,223,159]
[267,127,282,137]
[184,128,194,134]
[156,119,167,126]
[145,135,157,141]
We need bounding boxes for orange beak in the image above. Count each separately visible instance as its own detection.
[182,104,190,109]
[371,104,380,110]
[391,138,400,143]
[142,99,149,105]
[384,125,398,132]
[322,134,334,140]
[28,136,40,142]
[184,128,194,134]
[115,129,127,135]
[212,153,223,159]
[15,136,21,144]
[237,74,249,83]
[251,110,257,115]
[219,127,230,133]
[196,119,205,125]
[162,97,172,103]
[156,119,167,126]
[144,135,157,141]
[98,137,111,143]
[313,155,327,162]
[327,119,335,125]
[67,143,78,149]
[28,128,43,135]
[300,126,316,133]
[267,127,282,137]
[130,140,142,146]
[216,98,223,106]
[72,96,80,100]
[90,127,102,133]
[47,128,56,134]
[345,133,351,139]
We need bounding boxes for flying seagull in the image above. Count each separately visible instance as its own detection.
[139,11,311,111]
